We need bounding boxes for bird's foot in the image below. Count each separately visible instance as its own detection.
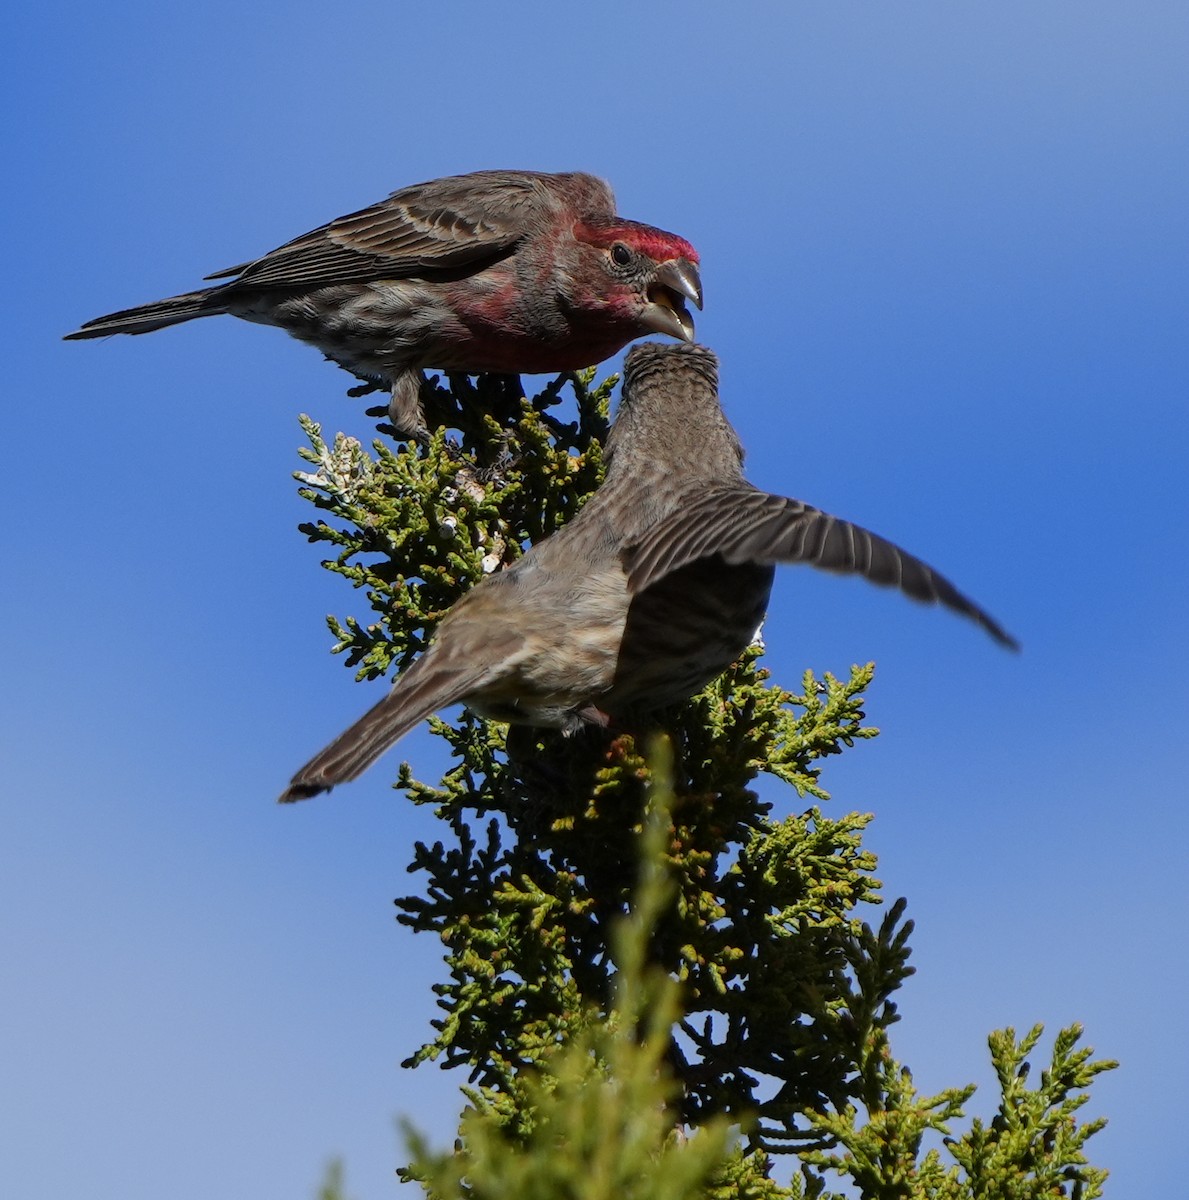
[573,705,612,730]
[345,369,429,442]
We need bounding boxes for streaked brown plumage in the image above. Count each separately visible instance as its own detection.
[280,343,1016,802]
[64,170,702,437]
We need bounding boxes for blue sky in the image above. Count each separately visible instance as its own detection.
[4,2,1187,1195]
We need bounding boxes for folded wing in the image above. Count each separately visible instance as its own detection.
[206,171,569,292]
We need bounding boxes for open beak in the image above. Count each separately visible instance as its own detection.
[641,257,703,342]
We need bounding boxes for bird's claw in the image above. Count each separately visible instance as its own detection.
[346,379,385,398]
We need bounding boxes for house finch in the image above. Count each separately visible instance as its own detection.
[280,343,1016,802]
[64,169,702,437]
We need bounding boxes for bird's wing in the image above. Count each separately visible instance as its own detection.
[206,171,577,291]
[624,485,1017,649]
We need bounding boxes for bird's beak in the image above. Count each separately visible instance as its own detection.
[641,257,703,342]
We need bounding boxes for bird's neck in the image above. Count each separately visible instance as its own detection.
[604,402,745,487]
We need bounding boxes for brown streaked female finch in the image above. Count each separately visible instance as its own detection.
[279,343,1016,802]
[64,169,702,438]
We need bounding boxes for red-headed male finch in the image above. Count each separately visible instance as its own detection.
[64,169,702,438]
[279,343,1016,802]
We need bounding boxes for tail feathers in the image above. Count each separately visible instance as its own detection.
[63,288,227,340]
[278,653,481,803]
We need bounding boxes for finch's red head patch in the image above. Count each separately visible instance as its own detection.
[576,219,699,264]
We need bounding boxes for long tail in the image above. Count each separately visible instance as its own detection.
[63,288,229,340]
[278,651,484,803]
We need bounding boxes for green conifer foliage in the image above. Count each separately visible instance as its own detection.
[296,374,1113,1197]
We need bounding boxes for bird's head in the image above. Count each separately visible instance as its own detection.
[605,342,744,478]
[571,219,703,342]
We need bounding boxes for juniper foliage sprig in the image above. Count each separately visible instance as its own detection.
[393,775,1113,1200]
[403,772,743,1200]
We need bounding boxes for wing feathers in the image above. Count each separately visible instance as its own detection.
[202,171,561,294]
[626,486,1017,649]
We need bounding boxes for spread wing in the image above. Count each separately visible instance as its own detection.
[206,170,608,292]
[625,485,1017,649]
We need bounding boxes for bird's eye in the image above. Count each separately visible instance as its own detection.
[610,242,633,266]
